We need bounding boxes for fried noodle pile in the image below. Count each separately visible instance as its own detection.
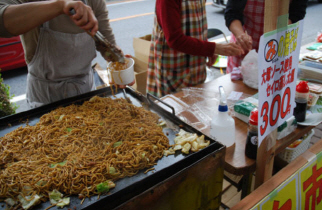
[0,96,169,202]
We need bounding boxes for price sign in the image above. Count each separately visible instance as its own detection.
[257,20,304,146]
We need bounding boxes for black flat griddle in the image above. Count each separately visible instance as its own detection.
[0,86,224,210]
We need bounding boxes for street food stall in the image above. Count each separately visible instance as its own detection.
[121,0,321,207]
[1,0,322,209]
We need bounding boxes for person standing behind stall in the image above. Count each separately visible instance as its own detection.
[147,0,243,98]
[224,0,308,73]
[0,0,127,108]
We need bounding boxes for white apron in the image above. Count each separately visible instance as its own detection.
[26,5,96,108]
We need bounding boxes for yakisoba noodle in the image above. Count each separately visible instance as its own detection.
[109,60,128,72]
[109,60,129,95]
[0,96,169,204]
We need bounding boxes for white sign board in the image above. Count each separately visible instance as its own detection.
[258,20,304,146]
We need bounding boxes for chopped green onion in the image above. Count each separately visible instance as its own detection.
[49,160,67,168]
[96,182,109,193]
[113,141,122,148]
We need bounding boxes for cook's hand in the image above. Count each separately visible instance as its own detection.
[235,33,252,53]
[118,80,135,89]
[109,79,135,89]
[214,43,243,56]
[61,0,98,36]
[206,54,218,67]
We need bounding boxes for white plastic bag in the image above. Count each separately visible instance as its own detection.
[240,49,258,89]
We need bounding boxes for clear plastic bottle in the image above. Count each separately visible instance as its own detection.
[210,86,235,147]
[293,81,309,122]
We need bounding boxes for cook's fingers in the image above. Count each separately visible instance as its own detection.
[80,11,98,36]
[118,80,135,88]
[64,2,97,35]
[67,2,85,20]
[128,80,135,86]
[73,9,89,26]
[80,21,98,36]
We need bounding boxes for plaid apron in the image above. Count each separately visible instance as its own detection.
[226,0,264,73]
[147,0,208,97]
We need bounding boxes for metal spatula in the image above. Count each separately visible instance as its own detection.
[122,89,132,104]
[69,9,125,63]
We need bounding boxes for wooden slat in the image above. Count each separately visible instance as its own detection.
[255,130,277,188]
[255,0,290,189]
[221,185,240,206]
[222,179,231,193]
[263,0,279,32]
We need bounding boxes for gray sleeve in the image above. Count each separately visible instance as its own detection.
[0,0,26,37]
[0,4,13,37]
[91,0,116,46]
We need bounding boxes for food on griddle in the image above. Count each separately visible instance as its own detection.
[164,129,210,156]
[0,96,169,209]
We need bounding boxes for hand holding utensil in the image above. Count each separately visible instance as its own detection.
[69,8,125,63]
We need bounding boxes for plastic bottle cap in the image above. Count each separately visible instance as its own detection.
[218,86,228,112]
[218,105,228,112]
[249,109,258,126]
[296,81,309,93]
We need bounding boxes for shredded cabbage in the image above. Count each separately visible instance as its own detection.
[49,189,70,208]
[18,194,41,210]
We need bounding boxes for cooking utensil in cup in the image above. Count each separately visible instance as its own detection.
[69,9,125,63]
[122,88,136,116]
[107,57,135,114]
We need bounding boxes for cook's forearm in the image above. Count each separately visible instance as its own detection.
[3,0,64,36]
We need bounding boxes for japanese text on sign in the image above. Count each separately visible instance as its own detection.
[257,21,304,146]
[250,151,322,210]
